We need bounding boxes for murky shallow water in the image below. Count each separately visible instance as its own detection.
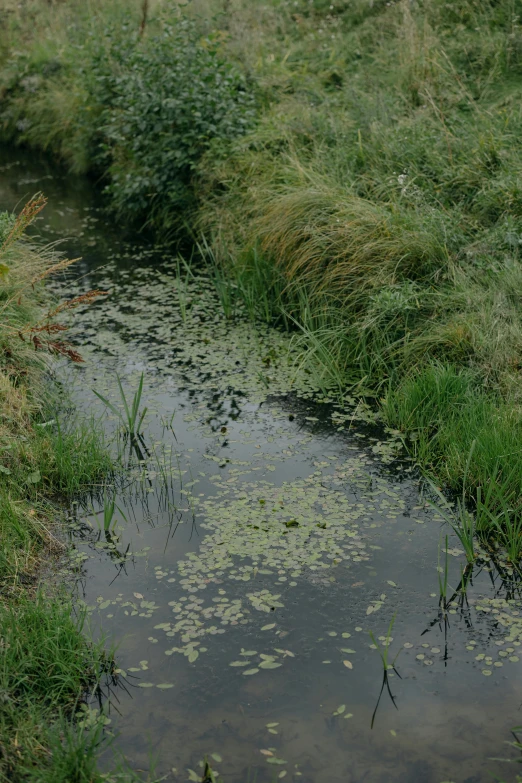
[2,149,522,783]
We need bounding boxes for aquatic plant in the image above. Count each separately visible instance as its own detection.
[94,372,148,439]
[369,615,401,729]
[90,490,126,534]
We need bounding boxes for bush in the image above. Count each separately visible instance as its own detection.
[99,19,256,226]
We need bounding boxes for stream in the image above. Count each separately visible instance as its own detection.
[2,148,522,783]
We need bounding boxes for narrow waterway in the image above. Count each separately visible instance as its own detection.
[2,149,522,783]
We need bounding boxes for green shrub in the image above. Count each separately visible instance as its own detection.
[99,19,256,226]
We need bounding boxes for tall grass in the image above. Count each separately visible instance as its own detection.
[0,199,110,590]
[0,199,121,781]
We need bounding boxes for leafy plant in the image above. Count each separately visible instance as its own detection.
[100,19,256,226]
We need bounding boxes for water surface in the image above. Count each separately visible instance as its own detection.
[2,149,522,783]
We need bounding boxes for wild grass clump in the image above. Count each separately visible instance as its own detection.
[254,184,449,297]
[384,362,522,559]
[0,594,107,781]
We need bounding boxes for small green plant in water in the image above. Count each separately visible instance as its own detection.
[437,534,450,608]
[369,614,401,728]
[90,490,125,533]
[93,373,148,438]
[427,442,477,564]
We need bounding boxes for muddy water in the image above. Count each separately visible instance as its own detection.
[2,149,522,783]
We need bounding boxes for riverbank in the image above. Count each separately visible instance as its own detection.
[0,199,127,782]
[1,2,522,581]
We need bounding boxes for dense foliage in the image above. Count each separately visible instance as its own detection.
[99,20,256,222]
[1,11,256,228]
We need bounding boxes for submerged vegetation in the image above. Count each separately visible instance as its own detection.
[2,0,522,560]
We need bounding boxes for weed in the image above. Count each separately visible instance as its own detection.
[94,372,148,439]
[437,535,451,605]
[90,490,126,534]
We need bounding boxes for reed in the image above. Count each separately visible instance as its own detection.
[94,372,148,439]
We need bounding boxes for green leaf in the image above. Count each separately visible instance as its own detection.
[259,661,282,669]
[26,470,41,484]
[242,668,259,675]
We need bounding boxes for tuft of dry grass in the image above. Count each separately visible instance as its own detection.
[253,182,449,299]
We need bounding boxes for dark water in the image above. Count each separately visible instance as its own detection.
[2,149,522,783]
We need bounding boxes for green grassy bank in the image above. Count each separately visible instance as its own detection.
[0,201,136,782]
[2,0,522,561]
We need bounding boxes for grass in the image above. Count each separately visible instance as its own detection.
[0,594,106,781]
[3,0,522,561]
[0,197,110,591]
[0,200,142,781]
